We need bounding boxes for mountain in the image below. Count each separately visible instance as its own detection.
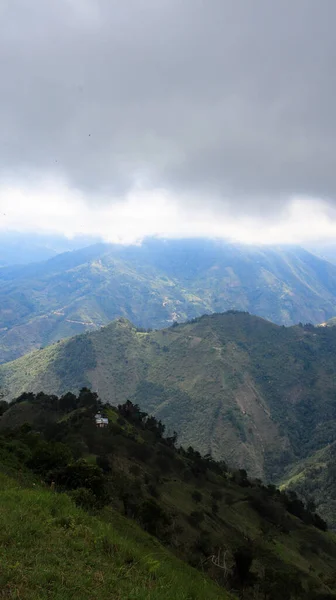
[305,243,336,266]
[2,311,336,526]
[1,390,336,599]
[0,231,102,266]
[2,238,336,363]
[281,442,336,528]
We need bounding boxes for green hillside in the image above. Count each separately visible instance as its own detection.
[1,311,336,526]
[1,391,336,599]
[0,478,230,600]
[2,239,336,363]
[281,442,336,528]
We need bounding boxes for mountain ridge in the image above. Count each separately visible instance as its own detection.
[2,239,336,364]
[2,310,336,526]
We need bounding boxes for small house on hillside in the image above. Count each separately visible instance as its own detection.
[95,412,109,428]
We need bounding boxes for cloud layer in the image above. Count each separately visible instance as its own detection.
[1,0,336,238]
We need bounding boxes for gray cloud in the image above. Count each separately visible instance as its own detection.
[1,0,336,214]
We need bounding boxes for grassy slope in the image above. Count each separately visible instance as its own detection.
[0,472,230,600]
[2,239,336,362]
[2,400,336,599]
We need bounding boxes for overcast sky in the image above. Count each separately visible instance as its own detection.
[1,0,336,244]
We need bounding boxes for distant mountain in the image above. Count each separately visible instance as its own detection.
[2,311,336,525]
[0,231,102,266]
[1,238,336,363]
[305,243,336,266]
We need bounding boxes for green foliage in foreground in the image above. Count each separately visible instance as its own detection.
[0,473,230,600]
[1,390,336,599]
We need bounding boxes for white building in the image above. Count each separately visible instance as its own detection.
[95,412,109,428]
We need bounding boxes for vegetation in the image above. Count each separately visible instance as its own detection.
[2,238,336,362]
[280,443,336,529]
[2,311,336,525]
[1,390,336,599]
[0,475,231,600]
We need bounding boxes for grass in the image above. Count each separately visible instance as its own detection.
[0,473,231,600]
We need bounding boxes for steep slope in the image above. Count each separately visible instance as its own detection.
[0,473,231,600]
[2,239,336,362]
[305,243,336,266]
[2,311,336,521]
[1,393,336,599]
[281,442,336,527]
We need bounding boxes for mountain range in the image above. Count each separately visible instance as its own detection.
[2,238,336,364]
[1,311,336,526]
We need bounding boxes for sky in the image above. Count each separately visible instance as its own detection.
[1,0,336,244]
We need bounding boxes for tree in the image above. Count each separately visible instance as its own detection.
[165,431,178,447]
[118,400,146,423]
[212,502,219,515]
[52,459,107,503]
[145,415,165,438]
[139,499,171,536]
[313,513,328,532]
[96,454,112,473]
[211,490,223,502]
[78,387,99,409]
[191,490,203,503]
[14,392,35,404]
[237,469,249,487]
[0,400,8,416]
[59,392,78,412]
[188,510,205,527]
[233,545,254,584]
[27,441,72,475]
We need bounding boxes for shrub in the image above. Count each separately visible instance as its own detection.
[51,459,108,505]
[188,511,205,528]
[147,484,160,498]
[194,532,212,556]
[70,487,99,510]
[96,454,112,473]
[139,499,171,536]
[0,400,8,416]
[129,464,141,476]
[233,545,254,584]
[191,490,203,503]
[27,441,72,475]
[211,490,223,502]
[211,503,219,515]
